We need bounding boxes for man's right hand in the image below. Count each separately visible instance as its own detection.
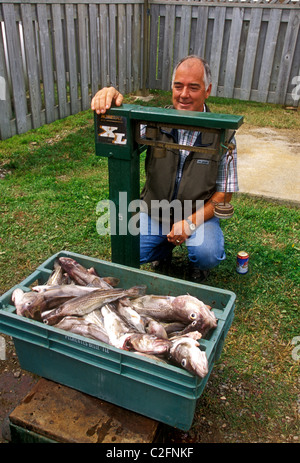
[91,87,124,114]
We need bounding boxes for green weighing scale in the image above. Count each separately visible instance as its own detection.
[94,104,243,268]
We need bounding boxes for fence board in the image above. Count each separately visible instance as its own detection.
[174,5,192,64]
[209,6,226,96]
[98,3,107,88]
[36,3,55,124]
[275,8,300,103]
[132,3,142,91]
[223,8,244,98]
[148,4,158,88]
[78,4,89,110]
[89,4,99,98]
[161,4,176,90]
[66,4,79,114]
[240,8,263,100]
[108,4,117,88]
[0,21,12,139]
[2,3,28,134]
[21,3,42,129]
[117,4,126,93]
[257,9,282,101]
[52,4,68,118]
[193,5,209,58]
[0,0,299,140]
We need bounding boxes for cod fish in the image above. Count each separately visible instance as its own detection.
[116,300,146,333]
[46,258,64,286]
[42,286,145,326]
[12,285,103,321]
[101,305,171,355]
[54,316,110,344]
[129,294,217,336]
[173,295,217,337]
[32,284,101,296]
[12,288,46,320]
[58,257,120,289]
[126,333,171,355]
[144,318,169,339]
[169,335,208,378]
[101,304,134,349]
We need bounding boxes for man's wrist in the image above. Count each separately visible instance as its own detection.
[185,218,196,234]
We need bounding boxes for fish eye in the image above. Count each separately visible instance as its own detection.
[190,313,197,320]
[191,320,197,326]
[181,359,187,367]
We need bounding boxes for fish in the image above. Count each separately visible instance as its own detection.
[128,294,217,336]
[172,295,217,337]
[12,256,217,378]
[144,318,169,339]
[116,300,146,333]
[54,316,110,344]
[58,257,120,289]
[84,308,105,330]
[11,285,103,320]
[101,304,134,349]
[125,333,171,355]
[127,295,177,320]
[163,321,187,335]
[46,258,64,286]
[168,335,208,378]
[100,304,171,355]
[32,284,101,296]
[42,286,145,326]
[12,288,45,320]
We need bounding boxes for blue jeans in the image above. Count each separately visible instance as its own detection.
[140,212,226,270]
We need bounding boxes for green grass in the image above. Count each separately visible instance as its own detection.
[0,94,299,443]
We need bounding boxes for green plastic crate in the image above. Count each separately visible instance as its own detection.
[0,251,235,431]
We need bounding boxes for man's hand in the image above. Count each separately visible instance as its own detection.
[166,190,232,246]
[91,87,124,114]
[167,220,190,246]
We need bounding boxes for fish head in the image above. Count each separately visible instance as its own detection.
[58,257,95,285]
[171,295,204,322]
[11,288,25,309]
[12,290,45,319]
[170,337,208,378]
[172,295,218,331]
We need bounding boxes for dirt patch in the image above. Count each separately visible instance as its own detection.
[236,124,300,204]
[0,335,38,443]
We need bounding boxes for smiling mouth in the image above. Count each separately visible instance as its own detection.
[179,101,192,106]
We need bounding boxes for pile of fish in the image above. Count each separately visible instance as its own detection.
[11,257,218,379]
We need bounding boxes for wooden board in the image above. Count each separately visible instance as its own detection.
[9,378,159,443]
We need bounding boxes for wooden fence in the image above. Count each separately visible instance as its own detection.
[0,0,299,140]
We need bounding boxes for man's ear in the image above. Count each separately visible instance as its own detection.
[205,83,212,100]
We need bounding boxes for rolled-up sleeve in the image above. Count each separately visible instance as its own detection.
[215,138,239,193]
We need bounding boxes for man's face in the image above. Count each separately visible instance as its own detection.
[172,59,212,112]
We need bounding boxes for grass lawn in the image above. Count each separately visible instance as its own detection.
[0,94,299,443]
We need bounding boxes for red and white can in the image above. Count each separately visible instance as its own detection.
[236,251,249,274]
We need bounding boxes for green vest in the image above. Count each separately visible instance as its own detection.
[140,113,221,223]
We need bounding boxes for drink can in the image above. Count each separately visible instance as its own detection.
[236,251,249,274]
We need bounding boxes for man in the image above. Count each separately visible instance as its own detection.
[91,55,238,282]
